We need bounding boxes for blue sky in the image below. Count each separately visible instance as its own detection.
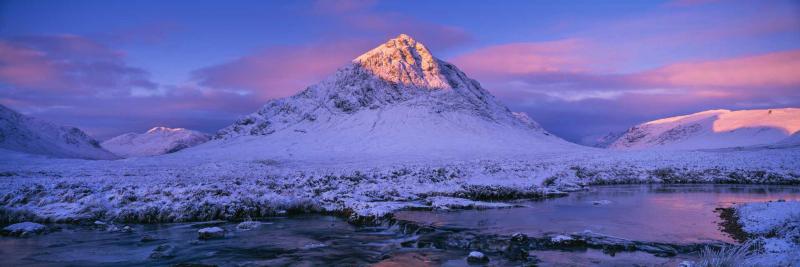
[1,0,799,143]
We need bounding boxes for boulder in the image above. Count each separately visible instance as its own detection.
[467,251,490,263]
[2,222,46,237]
[198,227,225,240]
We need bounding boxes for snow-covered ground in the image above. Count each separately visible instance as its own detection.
[733,200,800,265]
[101,127,209,158]
[1,145,797,224]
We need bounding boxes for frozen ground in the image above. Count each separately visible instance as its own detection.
[0,144,798,225]
[734,200,800,265]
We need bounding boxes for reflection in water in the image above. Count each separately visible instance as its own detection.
[395,184,800,244]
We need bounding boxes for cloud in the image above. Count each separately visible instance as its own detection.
[0,34,260,139]
[311,0,472,51]
[451,39,800,142]
[192,40,373,100]
[638,50,800,89]
[312,0,376,14]
[451,39,592,76]
[0,35,156,95]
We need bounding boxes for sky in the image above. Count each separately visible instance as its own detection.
[1,0,799,144]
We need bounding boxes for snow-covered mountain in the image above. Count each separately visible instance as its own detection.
[102,127,210,158]
[582,131,624,148]
[205,34,571,161]
[0,104,119,160]
[608,108,800,150]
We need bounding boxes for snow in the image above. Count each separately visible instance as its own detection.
[550,234,574,243]
[0,104,118,160]
[609,108,800,150]
[467,251,489,262]
[101,127,209,158]
[0,34,798,226]
[198,227,225,239]
[734,201,800,265]
[736,200,800,235]
[210,34,570,161]
[236,221,261,231]
[425,196,513,210]
[2,222,45,236]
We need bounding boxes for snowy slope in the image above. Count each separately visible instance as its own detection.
[102,127,210,158]
[201,34,572,161]
[582,131,624,148]
[776,132,800,146]
[608,108,800,150]
[0,104,118,160]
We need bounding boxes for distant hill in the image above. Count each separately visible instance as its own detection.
[608,108,800,150]
[0,104,119,159]
[102,127,210,158]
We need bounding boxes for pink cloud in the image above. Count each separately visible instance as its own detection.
[638,50,800,88]
[0,41,64,89]
[451,37,800,103]
[0,35,155,95]
[193,40,373,100]
[451,39,593,77]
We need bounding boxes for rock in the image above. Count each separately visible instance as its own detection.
[236,221,261,231]
[506,233,530,261]
[550,234,574,243]
[591,200,612,205]
[141,235,158,242]
[302,243,326,249]
[149,244,175,259]
[198,227,225,240]
[2,222,46,237]
[172,263,218,267]
[122,225,133,233]
[467,251,489,263]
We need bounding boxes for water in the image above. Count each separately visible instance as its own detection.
[0,216,425,266]
[1,184,798,266]
[395,184,800,244]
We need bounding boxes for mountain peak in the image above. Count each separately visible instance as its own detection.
[215,34,559,143]
[353,34,450,90]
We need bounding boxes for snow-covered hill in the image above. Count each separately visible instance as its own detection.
[0,104,118,160]
[102,127,210,158]
[582,131,624,148]
[608,108,800,150]
[202,34,573,161]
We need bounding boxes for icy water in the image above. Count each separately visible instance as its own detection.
[396,184,800,244]
[1,184,798,266]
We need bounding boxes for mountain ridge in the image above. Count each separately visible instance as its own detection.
[0,104,119,160]
[608,108,800,150]
[102,127,210,158]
